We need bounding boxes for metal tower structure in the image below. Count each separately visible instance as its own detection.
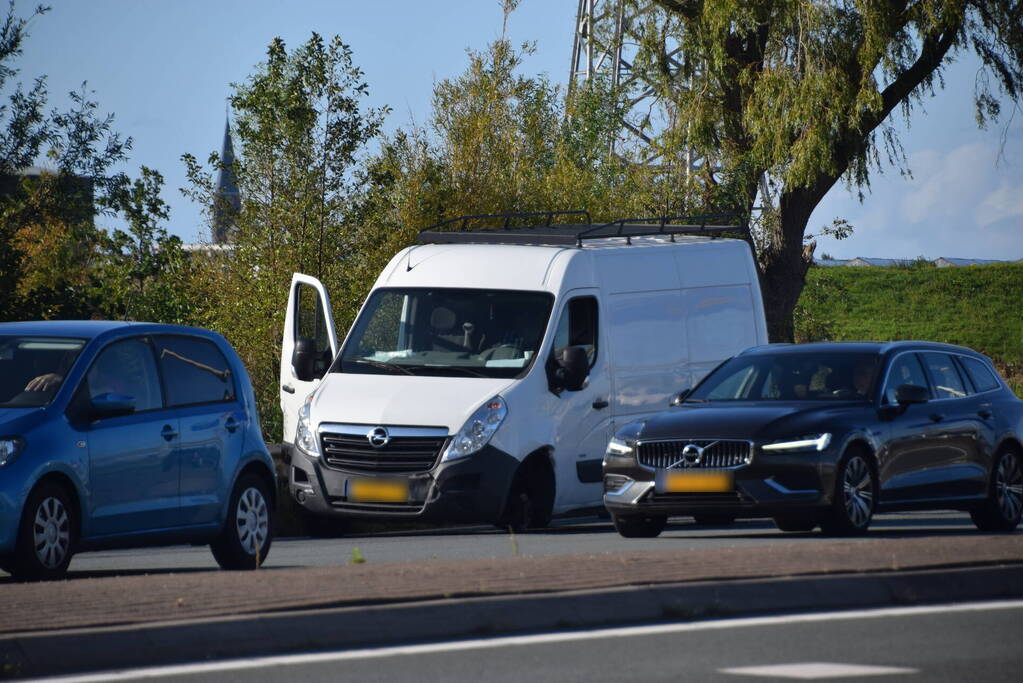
[569,0,687,167]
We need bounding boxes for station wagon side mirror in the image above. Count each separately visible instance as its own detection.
[670,387,692,406]
[293,337,321,382]
[895,384,929,405]
[90,393,136,420]
[550,345,589,393]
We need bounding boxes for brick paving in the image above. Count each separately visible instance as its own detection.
[2,534,1021,635]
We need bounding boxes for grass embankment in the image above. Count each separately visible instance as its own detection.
[796,262,1023,396]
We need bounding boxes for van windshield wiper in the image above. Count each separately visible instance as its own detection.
[350,358,417,375]
[415,365,489,378]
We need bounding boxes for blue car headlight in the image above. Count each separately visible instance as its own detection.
[0,437,24,467]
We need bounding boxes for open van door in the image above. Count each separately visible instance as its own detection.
[280,273,339,449]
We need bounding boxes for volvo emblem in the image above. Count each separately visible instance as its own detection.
[667,441,717,469]
[367,427,390,448]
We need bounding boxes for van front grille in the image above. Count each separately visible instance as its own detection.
[320,430,446,474]
[638,439,752,470]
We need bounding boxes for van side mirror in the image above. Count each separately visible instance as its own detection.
[670,387,692,406]
[90,393,136,420]
[293,337,322,382]
[550,346,589,393]
[895,384,929,405]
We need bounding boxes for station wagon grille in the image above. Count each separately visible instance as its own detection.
[638,439,752,470]
[320,431,446,474]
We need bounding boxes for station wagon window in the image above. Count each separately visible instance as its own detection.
[883,353,930,405]
[959,356,1000,393]
[921,352,968,399]
[552,296,598,367]
[86,338,163,411]
[689,352,877,402]
[155,336,235,406]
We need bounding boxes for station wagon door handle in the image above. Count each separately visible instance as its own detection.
[161,425,178,441]
[282,384,296,394]
[225,417,240,433]
[592,399,609,410]
[929,413,944,423]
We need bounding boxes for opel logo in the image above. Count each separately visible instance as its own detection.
[367,427,390,448]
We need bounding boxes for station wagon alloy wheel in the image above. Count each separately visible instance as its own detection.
[33,495,71,569]
[236,487,269,556]
[995,454,1023,521]
[842,456,873,529]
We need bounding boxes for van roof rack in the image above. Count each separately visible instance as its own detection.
[417,212,746,247]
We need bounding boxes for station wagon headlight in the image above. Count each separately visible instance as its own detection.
[605,421,644,460]
[0,437,24,467]
[295,395,319,457]
[761,433,831,453]
[442,396,507,462]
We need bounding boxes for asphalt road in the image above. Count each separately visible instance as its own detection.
[50,600,1023,682]
[48,511,980,579]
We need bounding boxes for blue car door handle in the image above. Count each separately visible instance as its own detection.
[161,425,178,441]
[225,417,240,433]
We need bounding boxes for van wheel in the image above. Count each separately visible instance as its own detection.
[692,514,735,527]
[499,462,554,532]
[971,450,1023,532]
[13,481,76,581]
[611,512,667,538]
[211,473,273,569]
[820,451,876,536]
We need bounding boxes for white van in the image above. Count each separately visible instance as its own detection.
[281,214,768,529]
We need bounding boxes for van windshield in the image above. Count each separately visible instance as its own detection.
[335,288,555,379]
[0,336,86,407]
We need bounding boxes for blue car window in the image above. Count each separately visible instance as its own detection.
[86,338,163,411]
[883,353,930,404]
[155,336,236,407]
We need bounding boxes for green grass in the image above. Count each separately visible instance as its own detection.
[795,262,1023,396]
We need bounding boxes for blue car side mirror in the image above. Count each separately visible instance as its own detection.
[90,393,136,420]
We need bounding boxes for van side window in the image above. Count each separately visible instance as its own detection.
[921,352,968,399]
[884,354,930,405]
[553,297,598,367]
[296,283,332,374]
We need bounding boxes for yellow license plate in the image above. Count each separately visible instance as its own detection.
[664,471,733,493]
[349,478,409,503]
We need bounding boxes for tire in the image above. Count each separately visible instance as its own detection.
[774,516,817,533]
[820,451,876,536]
[498,462,554,532]
[12,481,76,581]
[692,514,735,527]
[971,450,1023,532]
[611,512,667,538]
[211,473,273,570]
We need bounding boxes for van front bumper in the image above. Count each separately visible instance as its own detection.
[289,443,519,524]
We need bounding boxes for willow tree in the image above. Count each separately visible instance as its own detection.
[646,0,1023,340]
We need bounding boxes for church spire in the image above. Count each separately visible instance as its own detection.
[212,116,240,244]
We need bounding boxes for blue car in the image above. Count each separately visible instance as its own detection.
[0,321,275,580]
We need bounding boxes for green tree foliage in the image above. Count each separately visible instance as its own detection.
[183,33,388,439]
[643,0,1023,340]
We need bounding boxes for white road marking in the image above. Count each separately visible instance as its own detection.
[31,599,1023,682]
[720,662,918,679]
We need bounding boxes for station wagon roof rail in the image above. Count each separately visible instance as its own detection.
[417,211,747,247]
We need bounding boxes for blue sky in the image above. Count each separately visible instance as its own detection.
[21,0,1022,260]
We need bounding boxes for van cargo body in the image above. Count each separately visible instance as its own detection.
[281,226,767,529]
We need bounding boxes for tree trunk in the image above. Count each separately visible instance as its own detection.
[758,188,817,342]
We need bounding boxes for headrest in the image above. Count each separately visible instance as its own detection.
[430,307,456,331]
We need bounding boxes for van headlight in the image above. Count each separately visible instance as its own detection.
[442,396,507,462]
[761,433,831,453]
[295,395,319,457]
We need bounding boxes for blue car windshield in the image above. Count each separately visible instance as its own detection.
[0,336,86,407]
[688,351,880,402]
